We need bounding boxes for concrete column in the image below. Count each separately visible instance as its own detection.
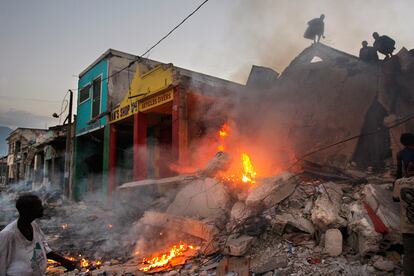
[108,124,117,197]
[133,112,147,180]
[172,86,188,165]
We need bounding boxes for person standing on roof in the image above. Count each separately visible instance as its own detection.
[359,40,379,62]
[373,32,396,58]
[393,133,414,276]
[304,14,325,43]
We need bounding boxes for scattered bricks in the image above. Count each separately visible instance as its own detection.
[246,173,297,210]
[325,229,343,257]
[224,235,256,256]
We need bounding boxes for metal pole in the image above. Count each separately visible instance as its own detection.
[64,90,73,197]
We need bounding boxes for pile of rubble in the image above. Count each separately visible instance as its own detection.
[0,157,405,276]
[100,156,402,275]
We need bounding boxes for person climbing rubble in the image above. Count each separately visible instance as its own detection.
[359,40,379,62]
[373,32,396,58]
[393,133,414,276]
[0,194,77,275]
[304,14,325,43]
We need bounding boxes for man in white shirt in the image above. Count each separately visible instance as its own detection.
[0,194,76,276]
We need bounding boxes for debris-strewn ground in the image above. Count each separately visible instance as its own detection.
[0,166,405,276]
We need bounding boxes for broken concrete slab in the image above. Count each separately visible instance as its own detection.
[251,254,288,274]
[139,211,218,241]
[324,229,343,257]
[272,212,315,235]
[311,182,347,231]
[346,202,383,256]
[230,201,253,223]
[362,184,400,233]
[246,173,297,209]
[167,177,231,220]
[224,235,255,256]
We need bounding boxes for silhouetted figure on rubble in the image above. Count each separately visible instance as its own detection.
[359,40,378,62]
[373,32,396,58]
[304,14,325,43]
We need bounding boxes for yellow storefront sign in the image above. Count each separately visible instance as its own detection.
[140,90,173,112]
[110,63,174,123]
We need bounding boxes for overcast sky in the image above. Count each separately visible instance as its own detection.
[0,0,413,129]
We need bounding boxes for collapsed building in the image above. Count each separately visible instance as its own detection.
[4,125,71,190]
[34,43,414,275]
[2,42,414,275]
[240,43,414,172]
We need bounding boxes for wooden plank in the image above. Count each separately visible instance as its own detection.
[140,211,218,241]
[117,175,195,190]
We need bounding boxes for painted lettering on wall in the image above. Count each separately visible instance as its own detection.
[140,90,173,112]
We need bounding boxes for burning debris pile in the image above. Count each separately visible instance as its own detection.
[0,120,405,276]
[113,163,400,275]
[103,124,401,275]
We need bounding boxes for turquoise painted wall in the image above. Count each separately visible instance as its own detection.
[76,59,108,136]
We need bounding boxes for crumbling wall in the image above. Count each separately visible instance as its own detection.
[240,43,414,170]
[268,44,380,168]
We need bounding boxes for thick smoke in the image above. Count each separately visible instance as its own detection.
[226,0,414,81]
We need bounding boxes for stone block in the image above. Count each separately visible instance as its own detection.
[246,173,297,209]
[311,182,347,230]
[272,212,315,235]
[167,178,231,220]
[324,229,343,256]
[230,201,252,222]
[224,235,255,256]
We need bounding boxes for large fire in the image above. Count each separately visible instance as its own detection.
[217,123,257,185]
[241,153,257,184]
[140,242,198,272]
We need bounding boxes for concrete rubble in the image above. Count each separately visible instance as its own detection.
[0,164,406,276]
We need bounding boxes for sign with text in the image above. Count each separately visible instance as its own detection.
[140,90,173,112]
[110,64,175,123]
[110,98,139,122]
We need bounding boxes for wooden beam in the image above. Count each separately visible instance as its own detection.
[117,175,195,190]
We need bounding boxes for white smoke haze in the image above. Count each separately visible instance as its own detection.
[0,176,167,262]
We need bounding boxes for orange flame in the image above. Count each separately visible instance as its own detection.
[241,153,257,184]
[80,258,89,268]
[219,123,229,137]
[217,123,229,151]
[140,242,198,272]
